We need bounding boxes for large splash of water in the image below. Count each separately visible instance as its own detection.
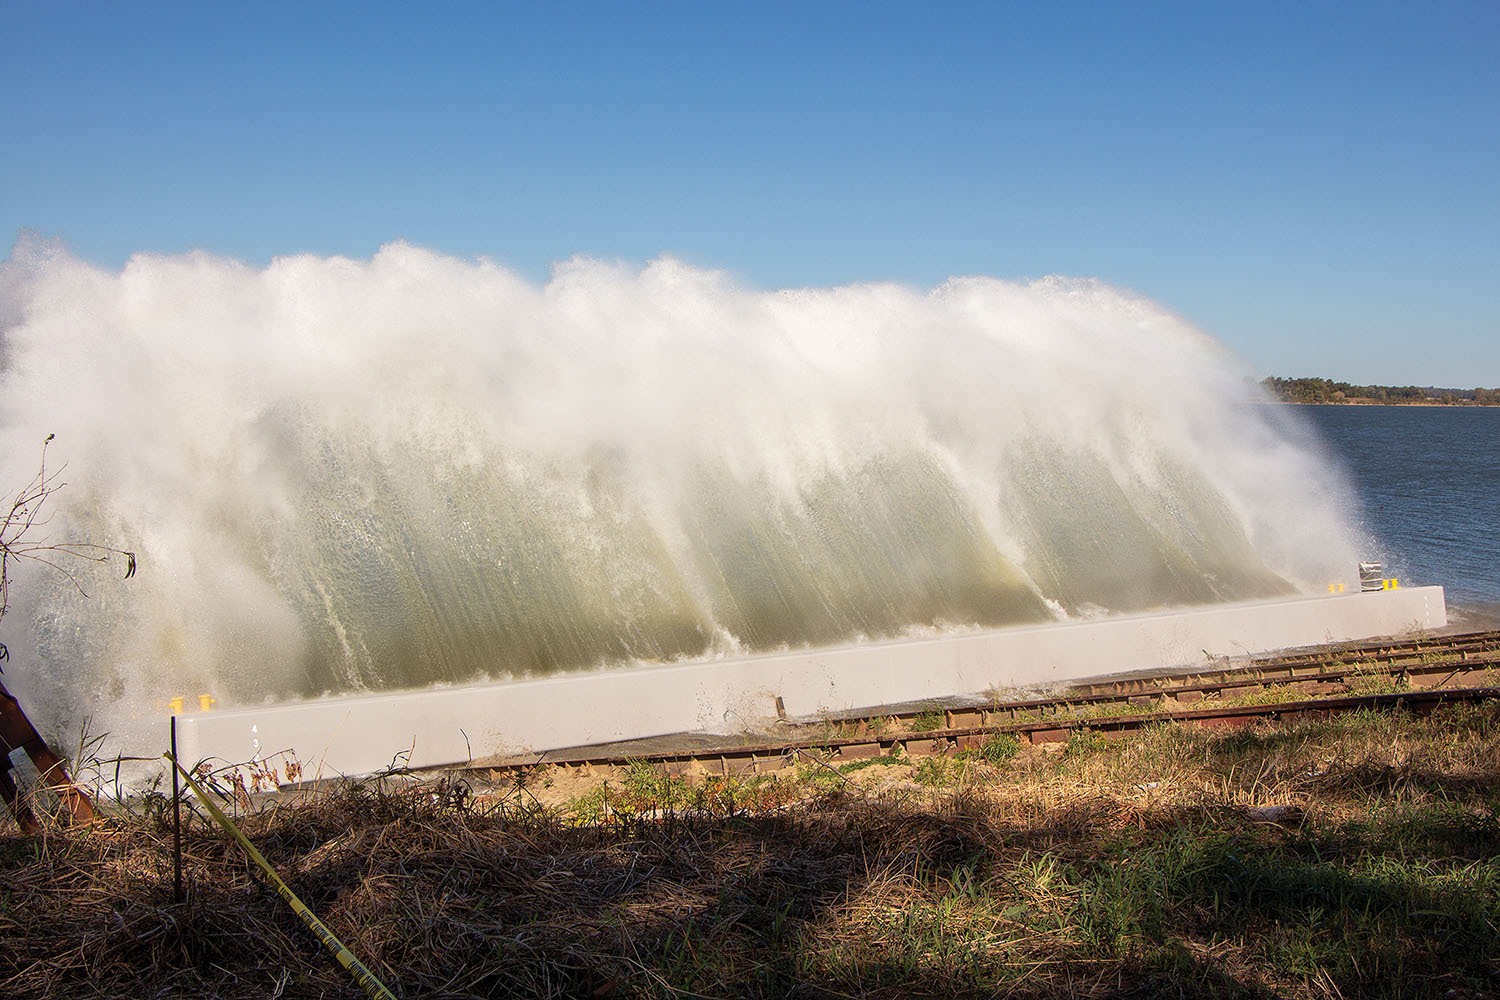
[0,238,1360,743]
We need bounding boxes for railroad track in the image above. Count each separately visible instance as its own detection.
[454,629,1500,782]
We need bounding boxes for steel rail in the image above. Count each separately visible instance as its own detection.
[1225,629,1500,669]
[977,651,1500,717]
[451,631,1500,783]
[459,686,1499,781]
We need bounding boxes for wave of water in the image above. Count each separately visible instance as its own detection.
[0,237,1362,744]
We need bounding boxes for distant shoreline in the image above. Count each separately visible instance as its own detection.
[1278,400,1500,407]
[1260,377,1500,407]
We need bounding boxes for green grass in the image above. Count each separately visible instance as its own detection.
[836,753,907,775]
[912,704,946,732]
[3,701,1497,999]
[912,756,952,786]
[978,732,1022,767]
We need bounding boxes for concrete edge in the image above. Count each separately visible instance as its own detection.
[176,586,1447,780]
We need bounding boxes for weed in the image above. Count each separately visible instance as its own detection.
[912,704,946,732]
[564,784,612,824]
[622,758,669,801]
[980,732,1021,767]
[1063,727,1108,758]
[912,757,951,786]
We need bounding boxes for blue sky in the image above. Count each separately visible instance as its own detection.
[3,1,1496,385]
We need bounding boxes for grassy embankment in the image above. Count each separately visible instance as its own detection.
[2,701,1498,999]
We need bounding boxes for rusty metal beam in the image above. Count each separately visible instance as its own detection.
[0,679,97,831]
[452,685,1499,782]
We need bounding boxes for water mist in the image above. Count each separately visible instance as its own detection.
[0,239,1362,751]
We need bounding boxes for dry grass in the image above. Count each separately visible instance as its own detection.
[2,701,1498,999]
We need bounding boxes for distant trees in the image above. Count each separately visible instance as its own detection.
[1261,377,1500,405]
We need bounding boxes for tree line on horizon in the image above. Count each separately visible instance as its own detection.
[1261,376,1500,406]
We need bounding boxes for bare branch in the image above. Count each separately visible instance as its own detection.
[0,436,138,623]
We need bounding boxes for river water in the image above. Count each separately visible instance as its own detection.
[1298,405,1500,628]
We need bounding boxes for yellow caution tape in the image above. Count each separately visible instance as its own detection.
[164,753,397,1000]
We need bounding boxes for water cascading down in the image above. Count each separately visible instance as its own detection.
[0,238,1361,749]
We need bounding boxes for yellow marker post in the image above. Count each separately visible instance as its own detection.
[168,697,184,715]
[198,694,216,711]
[163,753,397,1000]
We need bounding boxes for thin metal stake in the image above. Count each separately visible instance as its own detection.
[171,715,183,904]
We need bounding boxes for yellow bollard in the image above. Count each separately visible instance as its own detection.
[168,696,184,715]
[198,694,216,711]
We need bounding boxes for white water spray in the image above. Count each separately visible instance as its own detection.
[0,238,1360,746]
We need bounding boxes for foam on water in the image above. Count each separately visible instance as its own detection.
[0,237,1361,747]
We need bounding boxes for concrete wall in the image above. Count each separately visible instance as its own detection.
[176,586,1446,780]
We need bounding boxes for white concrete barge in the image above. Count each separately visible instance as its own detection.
[176,586,1446,781]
